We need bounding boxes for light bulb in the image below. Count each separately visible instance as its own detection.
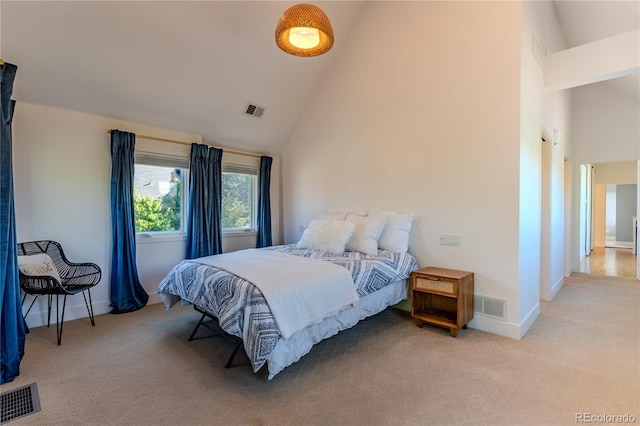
[288,27,320,49]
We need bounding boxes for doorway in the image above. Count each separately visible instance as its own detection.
[577,161,638,279]
[604,183,637,248]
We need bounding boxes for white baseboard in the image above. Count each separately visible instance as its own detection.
[24,299,112,329]
[548,276,564,300]
[541,275,564,301]
[23,292,164,329]
[468,301,540,340]
[147,292,163,305]
[605,241,633,248]
[24,291,543,341]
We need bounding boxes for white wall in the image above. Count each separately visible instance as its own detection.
[520,0,572,304]
[563,158,573,276]
[594,161,637,184]
[0,4,3,59]
[13,102,281,328]
[572,84,640,164]
[282,1,529,337]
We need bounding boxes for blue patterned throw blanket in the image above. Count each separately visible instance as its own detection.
[157,245,418,372]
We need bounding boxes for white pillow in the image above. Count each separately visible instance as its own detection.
[345,214,388,255]
[17,253,62,283]
[371,211,413,252]
[296,219,356,253]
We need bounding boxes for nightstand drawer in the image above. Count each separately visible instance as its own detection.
[414,276,457,296]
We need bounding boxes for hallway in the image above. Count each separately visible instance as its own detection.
[579,246,637,279]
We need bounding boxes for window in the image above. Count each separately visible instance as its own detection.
[133,154,189,234]
[222,164,258,232]
[132,149,258,236]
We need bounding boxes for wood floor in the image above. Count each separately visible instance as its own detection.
[579,246,637,279]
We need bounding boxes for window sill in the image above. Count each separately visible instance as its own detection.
[136,233,186,244]
[135,231,257,243]
[223,230,257,238]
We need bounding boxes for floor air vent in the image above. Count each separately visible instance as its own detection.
[474,295,507,321]
[1,383,41,424]
[244,103,265,118]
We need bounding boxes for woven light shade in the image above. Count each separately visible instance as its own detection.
[275,3,334,57]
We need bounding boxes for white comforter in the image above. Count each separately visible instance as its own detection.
[189,249,359,339]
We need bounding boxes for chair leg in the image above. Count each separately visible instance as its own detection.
[22,293,39,318]
[47,294,53,328]
[56,295,68,346]
[82,289,96,327]
[21,293,38,334]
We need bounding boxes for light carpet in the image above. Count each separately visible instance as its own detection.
[1,273,638,425]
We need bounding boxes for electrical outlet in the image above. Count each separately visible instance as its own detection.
[439,233,461,246]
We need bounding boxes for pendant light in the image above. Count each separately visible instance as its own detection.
[275,3,334,57]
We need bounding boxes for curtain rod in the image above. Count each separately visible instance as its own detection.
[107,130,264,159]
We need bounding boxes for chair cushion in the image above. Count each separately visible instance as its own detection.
[17,253,61,283]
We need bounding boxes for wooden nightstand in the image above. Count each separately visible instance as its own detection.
[411,267,474,337]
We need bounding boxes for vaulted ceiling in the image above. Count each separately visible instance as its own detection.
[552,0,639,102]
[1,1,638,154]
[1,1,366,153]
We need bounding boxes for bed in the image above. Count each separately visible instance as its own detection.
[157,212,419,379]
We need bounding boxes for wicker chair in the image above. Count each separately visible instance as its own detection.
[17,240,101,345]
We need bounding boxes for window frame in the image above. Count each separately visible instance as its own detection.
[133,153,190,242]
[131,140,261,241]
[221,163,259,236]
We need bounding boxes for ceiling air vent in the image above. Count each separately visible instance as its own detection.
[245,103,265,118]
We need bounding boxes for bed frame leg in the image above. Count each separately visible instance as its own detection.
[188,312,207,341]
[188,306,244,368]
[225,340,243,368]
